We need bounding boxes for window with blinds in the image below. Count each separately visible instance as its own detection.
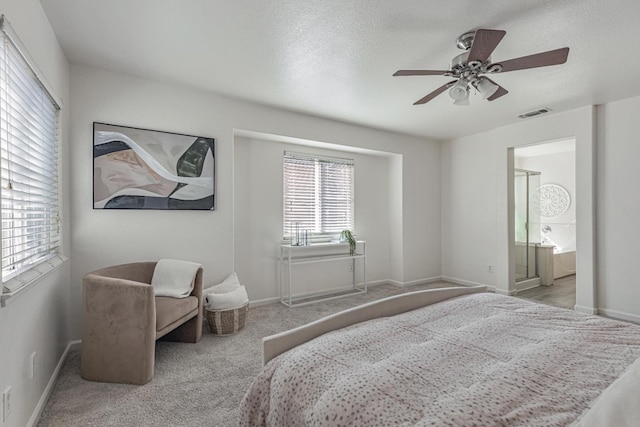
[0,17,61,288]
[283,152,354,242]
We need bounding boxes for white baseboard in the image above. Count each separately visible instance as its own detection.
[386,279,403,287]
[28,339,81,427]
[510,278,541,295]
[441,276,510,295]
[388,276,444,287]
[598,308,640,324]
[249,278,443,306]
[441,276,489,288]
[248,296,281,307]
[365,279,390,287]
[250,282,369,307]
[574,305,598,315]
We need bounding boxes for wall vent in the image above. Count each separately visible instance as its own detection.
[518,108,553,119]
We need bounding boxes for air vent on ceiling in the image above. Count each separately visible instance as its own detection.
[518,108,553,119]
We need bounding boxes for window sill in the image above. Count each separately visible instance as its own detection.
[0,254,68,307]
[281,241,353,248]
[281,234,358,246]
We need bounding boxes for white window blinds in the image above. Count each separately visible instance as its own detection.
[283,152,354,241]
[0,17,60,285]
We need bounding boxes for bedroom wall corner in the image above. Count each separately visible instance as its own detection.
[400,141,441,283]
[573,105,596,313]
[387,154,404,283]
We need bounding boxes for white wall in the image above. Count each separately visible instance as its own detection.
[596,96,640,322]
[69,64,442,337]
[441,106,595,310]
[233,137,391,301]
[442,95,640,321]
[0,1,71,426]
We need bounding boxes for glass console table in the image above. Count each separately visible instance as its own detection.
[278,241,367,307]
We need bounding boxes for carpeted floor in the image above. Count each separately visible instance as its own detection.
[38,281,462,426]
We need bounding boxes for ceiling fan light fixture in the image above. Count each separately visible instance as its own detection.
[475,77,499,99]
[448,79,469,101]
[453,95,470,106]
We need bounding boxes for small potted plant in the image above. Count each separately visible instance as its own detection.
[341,229,356,255]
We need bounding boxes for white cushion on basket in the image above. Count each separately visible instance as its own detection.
[206,285,249,310]
[208,272,241,294]
[204,272,248,310]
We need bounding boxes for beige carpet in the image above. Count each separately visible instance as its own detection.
[38,281,460,426]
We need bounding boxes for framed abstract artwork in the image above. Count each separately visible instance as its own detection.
[93,122,215,210]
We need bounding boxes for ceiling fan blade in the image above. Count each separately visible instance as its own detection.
[413,80,457,105]
[495,47,569,73]
[468,29,506,64]
[484,78,509,101]
[394,70,450,76]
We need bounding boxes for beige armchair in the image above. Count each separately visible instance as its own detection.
[81,262,203,385]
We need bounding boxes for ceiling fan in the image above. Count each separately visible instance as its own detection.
[393,29,569,106]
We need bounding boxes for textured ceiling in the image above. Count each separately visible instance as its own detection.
[41,0,640,140]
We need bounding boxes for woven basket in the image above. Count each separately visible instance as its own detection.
[206,303,249,336]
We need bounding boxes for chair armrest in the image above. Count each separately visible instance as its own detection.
[81,274,156,384]
[191,267,204,325]
[84,272,154,299]
[190,267,204,300]
[90,262,157,284]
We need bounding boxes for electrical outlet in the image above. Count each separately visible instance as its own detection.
[348,262,353,272]
[29,351,37,379]
[488,265,494,273]
[2,386,12,422]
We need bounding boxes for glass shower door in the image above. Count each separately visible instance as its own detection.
[514,169,541,281]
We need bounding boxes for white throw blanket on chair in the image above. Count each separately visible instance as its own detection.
[151,259,201,298]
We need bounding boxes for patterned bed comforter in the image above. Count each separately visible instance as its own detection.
[240,293,640,426]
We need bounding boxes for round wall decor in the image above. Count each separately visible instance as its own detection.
[531,184,570,218]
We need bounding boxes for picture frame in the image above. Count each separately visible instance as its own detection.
[93,122,215,210]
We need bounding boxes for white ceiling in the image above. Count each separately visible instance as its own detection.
[41,0,640,141]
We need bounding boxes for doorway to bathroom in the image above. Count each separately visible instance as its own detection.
[512,139,576,309]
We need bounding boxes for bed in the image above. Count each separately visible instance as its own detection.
[240,286,640,426]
